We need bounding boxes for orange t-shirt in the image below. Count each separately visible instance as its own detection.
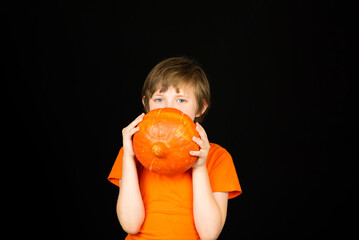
[108,143,242,240]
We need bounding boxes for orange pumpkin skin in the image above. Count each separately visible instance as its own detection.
[133,108,199,175]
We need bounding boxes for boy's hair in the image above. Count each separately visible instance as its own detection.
[142,56,211,122]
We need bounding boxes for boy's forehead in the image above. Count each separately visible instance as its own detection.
[156,84,195,95]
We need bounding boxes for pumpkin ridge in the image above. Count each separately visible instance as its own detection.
[152,108,162,135]
[174,111,184,140]
[149,158,156,171]
[154,108,161,146]
[179,112,184,123]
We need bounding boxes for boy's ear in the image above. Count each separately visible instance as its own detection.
[142,96,145,107]
[196,102,208,117]
[142,96,149,113]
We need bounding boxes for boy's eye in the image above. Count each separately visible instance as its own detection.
[154,98,163,102]
[177,99,186,103]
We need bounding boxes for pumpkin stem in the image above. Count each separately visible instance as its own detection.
[152,142,167,158]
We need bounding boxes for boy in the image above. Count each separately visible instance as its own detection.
[108,57,242,239]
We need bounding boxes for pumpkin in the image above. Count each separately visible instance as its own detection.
[133,107,199,175]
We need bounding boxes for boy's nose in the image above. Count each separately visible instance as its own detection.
[166,101,175,109]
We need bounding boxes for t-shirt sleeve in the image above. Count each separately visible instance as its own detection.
[108,147,143,187]
[207,144,242,199]
[108,147,124,187]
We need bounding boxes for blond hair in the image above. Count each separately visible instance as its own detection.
[142,57,210,122]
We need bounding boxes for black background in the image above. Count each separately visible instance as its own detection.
[4,1,356,239]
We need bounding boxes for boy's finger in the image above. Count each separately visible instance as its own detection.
[192,136,204,147]
[190,150,201,157]
[130,126,140,135]
[196,122,208,141]
[129,113,145,128]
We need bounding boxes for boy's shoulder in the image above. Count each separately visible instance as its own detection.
[206,143,235,172]
[208,142,231,158]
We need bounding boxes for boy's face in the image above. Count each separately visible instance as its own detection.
[146,85,201,121]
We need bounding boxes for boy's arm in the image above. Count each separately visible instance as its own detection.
[192,166,228,240]
[191,123,228,239]
[117,153,145,234]
[116,113,145,234]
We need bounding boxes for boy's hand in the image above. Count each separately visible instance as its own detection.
[122,113,145,157]
[190,122,210,169]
